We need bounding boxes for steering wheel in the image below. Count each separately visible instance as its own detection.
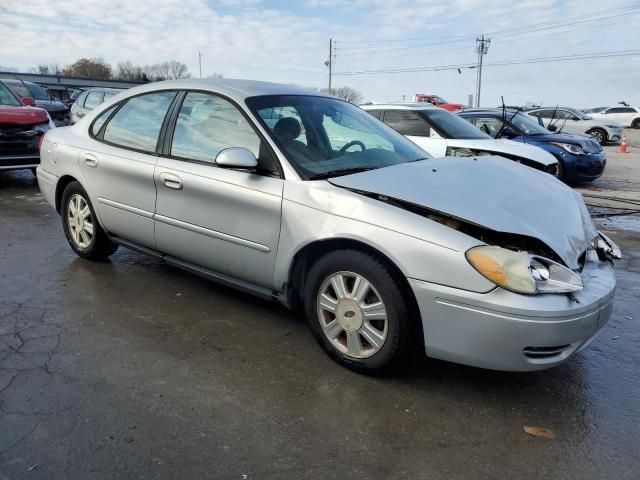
[339,140,366,154]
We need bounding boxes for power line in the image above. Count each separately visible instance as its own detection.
[334,49,640,76]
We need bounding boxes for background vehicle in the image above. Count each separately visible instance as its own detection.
[458,108,606,183]
[589,106,640,128]
[362,103,558,176]
[70,87,122,124]
[37,79,617,374]
[412,94,465,111]
[525,106,623,145]
[0,81,54,174]
[64,88,86,108]
[1,79,70,126]
[583,107,607,114]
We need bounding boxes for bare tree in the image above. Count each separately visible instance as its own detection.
[61,58,112,79]
[37,64,60,75]
[116,61,146,81]
[322,86,364,104]
[167,60,190,79]
[207,72,224,79]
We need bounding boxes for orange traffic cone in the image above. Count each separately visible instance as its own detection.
[619,136,628,153]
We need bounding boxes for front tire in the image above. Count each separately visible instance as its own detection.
[304,250,412,374]
[61,181,118,260]
[587,128,607,145]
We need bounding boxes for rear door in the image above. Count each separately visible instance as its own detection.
[603,107,635,126]
[79,90,177,248]
[153,91,283,288]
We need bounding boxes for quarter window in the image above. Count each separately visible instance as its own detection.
[382,111,430,137]
[91,105,118,137]
[171,92,261,163]
[102,91,176,153]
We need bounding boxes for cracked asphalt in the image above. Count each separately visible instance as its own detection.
[1,169,639,480]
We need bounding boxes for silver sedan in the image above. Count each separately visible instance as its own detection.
[37,79,619,373]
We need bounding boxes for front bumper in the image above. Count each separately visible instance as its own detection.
[409,259,616,371]
[561,151,606,183]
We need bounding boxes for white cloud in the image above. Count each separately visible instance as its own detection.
[0,0,638,106]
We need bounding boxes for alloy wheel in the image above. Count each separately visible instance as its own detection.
[317,271,388,359]
[67,194,94,249]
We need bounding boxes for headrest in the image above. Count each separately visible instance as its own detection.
[273,117,301,141]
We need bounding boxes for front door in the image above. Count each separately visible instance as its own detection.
[153,91,283,288]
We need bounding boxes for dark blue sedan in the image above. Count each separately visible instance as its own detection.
[458,109,606,183]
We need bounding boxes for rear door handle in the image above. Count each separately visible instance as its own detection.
[159,172,183,190]
[84,154,98,168]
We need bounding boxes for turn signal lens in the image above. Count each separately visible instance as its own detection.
[466,246,535,294]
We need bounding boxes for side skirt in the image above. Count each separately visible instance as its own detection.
[108,234,290,307]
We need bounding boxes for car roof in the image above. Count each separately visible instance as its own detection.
[120,78,327,102]
[83,87,124,93]
[360,103,441,111]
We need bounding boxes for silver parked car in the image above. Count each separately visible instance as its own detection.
[37,79,619,373]
[70,87,122,124]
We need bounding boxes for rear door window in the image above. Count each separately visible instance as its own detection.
[102,91,176,153]
[382,110,430,137]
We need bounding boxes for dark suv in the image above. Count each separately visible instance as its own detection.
[0,81,53,174]
[1,79,70,126]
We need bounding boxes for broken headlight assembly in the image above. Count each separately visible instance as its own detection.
[466,245,583,294]
[595,231,622,260]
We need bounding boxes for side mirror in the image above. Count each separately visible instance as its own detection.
[215,147,258,169]
[22,97,36,107]
[547,125,558,132]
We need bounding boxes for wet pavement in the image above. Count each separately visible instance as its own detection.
[1,169,639,479]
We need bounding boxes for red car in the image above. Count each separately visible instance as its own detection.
[413,94,464,112]
[0,80,53,174]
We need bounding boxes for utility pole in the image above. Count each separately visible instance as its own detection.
[474,35,490,108]
[325,38,334,94]
[198,51,203,78]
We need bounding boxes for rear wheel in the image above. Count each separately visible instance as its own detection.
[61,181,118,260]
[632,118,640,129]
[304,249,412,373]
[587,128,607,145]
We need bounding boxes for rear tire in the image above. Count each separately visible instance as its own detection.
[303,249,412,374]
[587,128,607,145]
[632,118,640,129]
[61,181,118,260]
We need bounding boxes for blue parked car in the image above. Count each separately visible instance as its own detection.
[458,109,606,184]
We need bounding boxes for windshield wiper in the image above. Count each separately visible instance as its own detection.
[308,167,374,180]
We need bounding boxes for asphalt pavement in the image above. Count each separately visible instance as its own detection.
[1,162,639,479]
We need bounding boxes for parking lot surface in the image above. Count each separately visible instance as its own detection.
[1,137,640,479]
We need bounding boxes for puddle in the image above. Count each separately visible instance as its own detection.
[595,215,640,233]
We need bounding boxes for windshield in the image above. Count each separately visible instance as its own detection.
[509,112,551,135]
[27,83,51,101]
[567,108,591,120]
[0,83,21,106]
[432,96,447,104]
[247,95,430,180]
[419,109,489,139]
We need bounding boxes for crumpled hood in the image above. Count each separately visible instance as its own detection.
[329,156,597,269]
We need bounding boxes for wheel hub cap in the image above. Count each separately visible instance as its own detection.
[335,299,363,331]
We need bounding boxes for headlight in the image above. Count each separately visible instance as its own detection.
[446,147,491,157]
[466,245,583,294]
[550,142,585,155]
[33,122,52,134]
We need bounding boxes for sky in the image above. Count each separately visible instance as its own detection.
[0,0,639,108]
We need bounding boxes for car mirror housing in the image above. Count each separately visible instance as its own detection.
[22,97,37,107]
[215,147,258,169]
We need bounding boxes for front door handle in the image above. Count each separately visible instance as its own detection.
[84,154,98,168]
[159,172,183,190]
